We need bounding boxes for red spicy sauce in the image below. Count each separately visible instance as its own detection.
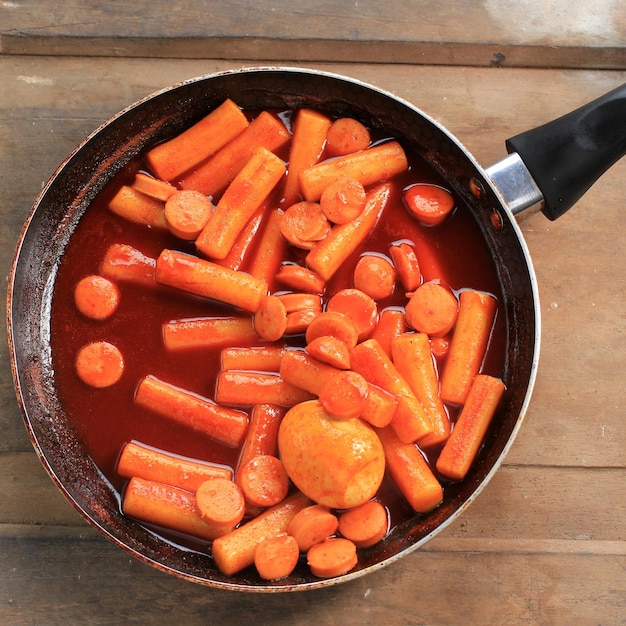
[49,107,505,545]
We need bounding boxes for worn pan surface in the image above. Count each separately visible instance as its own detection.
[7,67,625,591]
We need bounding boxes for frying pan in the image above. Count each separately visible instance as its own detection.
[7,67,626,592]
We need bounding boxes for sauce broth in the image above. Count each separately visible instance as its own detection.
[49,107,506,551]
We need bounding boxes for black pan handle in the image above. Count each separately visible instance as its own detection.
[505,82,626,221]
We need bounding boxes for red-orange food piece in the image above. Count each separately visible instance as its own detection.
[359,383,397,428]
[337,500,389,548]
[299,146,405,203]
[195,478,246,528]
[279,201,331,249]
[196,147,286,260]
[163,316,257,351]
[283,108,332,207]
[306,183,391,281]
[430,335,450,359]
[319,370,369,420]
[440,290,498,405]
[221,345,286,373]
[353,254,396,300]
[436,374,506,481]
[122,477,232,542]
[75,341,124,388]
[319,177,366,224]
[307,537,358,578]
[145,98,249,182]
[254,533,300,581]
[212,491,312,576]
[376,425,443,513]
[306,335,351,370]
[389,242,421,292]
[180,110,289,197]
[246,208,286,283]
[216,370,314,408]
[405,281,459,337]
[325,117,371,156]
[132,172,177,202]
[275,264,326,294]
[74,274,120,320]
[404,183,455,226]
[391,333,451,449]
[253,295,288,341]
[100,243,156,288]
[305,311,359,350]
[135,375,249,447]
[235,403,285,486]
[278,400,385,510]
[155,249,268,314]
[288,504,339,552]
[108,185,167,229]
[277,292,323,314]
[237,454,290,508]
[370,308,406,357]
[284,308,319,335]
[117,441,232,493]
[164,189,213,240]
[326,288,378,340]
[350,338,433,444]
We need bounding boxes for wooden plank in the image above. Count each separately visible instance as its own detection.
[0,535,623,624]
[1,1,625,69]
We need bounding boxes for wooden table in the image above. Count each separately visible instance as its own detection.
[1,3,625,624]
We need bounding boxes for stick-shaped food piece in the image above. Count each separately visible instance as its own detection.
[135,375,249,448]
[108,185,167,229]
[283,108,332,206]
[440,290,498,405]
[212,491,311,576]
[247,209,288,285]
[221,345,286,372]
[376,426,443,513]
[306,183,391,281]
[299,141,407,202]
[391,333,451,448]
[117,441,232,492]
[216,371,315,408]
[436,374,505,481]
[371,308,407,357]
[163,317,257,351]
[100,243,156,288]
[146,99,249,181]
[132,172,176,201]
[122,477,233,541]
[196,147,286,260]
[155,249,268,313]
[235,404,285,483]
[180,111,289,197]
[350,338,433,445]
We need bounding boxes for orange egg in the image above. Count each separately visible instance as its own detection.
[278,400,385,509]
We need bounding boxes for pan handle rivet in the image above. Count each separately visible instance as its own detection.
[469,177,484,199]
[490,210,504,230]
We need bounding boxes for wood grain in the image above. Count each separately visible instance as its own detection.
[1,54,625,625]
[1,1,625,68]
